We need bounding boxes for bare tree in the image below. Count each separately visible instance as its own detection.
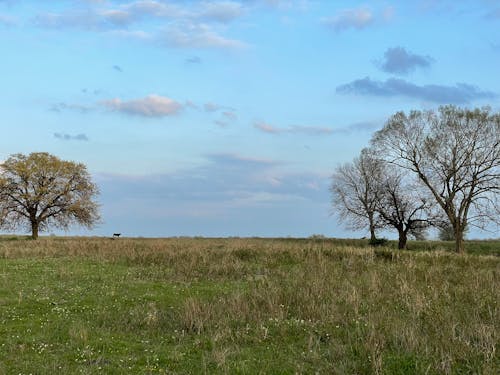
[372,106,500,253]
[330,149,384,241]
[0,152,100,239]
[374,170,433,249]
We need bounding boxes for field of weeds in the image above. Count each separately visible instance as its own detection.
[0,237,498,374]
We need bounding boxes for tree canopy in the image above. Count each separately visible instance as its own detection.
[0,152,100,239]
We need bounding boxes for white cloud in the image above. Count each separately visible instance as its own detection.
[102,95,183,117]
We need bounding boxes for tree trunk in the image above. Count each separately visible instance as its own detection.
[369,213,376,241]
[369,225,376,241]
[397,229,407,250]
[454,226,465,254]
[31,221,39,240]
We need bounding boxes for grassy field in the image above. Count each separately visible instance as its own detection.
[0,237,498,374]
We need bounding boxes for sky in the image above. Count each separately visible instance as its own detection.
[0,0,499,238]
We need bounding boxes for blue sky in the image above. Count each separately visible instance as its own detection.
[1,0,499,238]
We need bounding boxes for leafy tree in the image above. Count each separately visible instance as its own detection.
[0,153,100,239]
[372,106,500,253]
[330,149,384,241]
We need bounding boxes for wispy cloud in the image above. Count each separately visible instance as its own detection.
[33,2,182,30]
[222,111,237,120]
[32,1,247,50]
[185,100,200,110]
[254,122,279,133]
[214,111,238,127]
[0,13,15,26]
[161,21,246,50]
[214,120,228,127]
[417,0,499,18]
[105,29,152,40]
[322,6,393,33]
[102,94,183,117]
[185,56,202,64]
[254,122,334,135]
[255,120,378,135]
[125,0,183,20]
[336,77,496,104]
[322,6,374,32]
[257,0,310,10]
[377,47,434,75]
[207,153,279,168]
[50,102,93,113]
[197,1,244,23]
[204,102,223,112]
[81,88,103,96]
[54,133,89,141]
[335,121,381,134]
[486,8,500,19]
[33,10,123,31]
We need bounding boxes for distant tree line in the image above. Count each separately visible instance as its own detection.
[331,105,500,252]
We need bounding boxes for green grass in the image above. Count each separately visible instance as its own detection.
[0,237,498,374]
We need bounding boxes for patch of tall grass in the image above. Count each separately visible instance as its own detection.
[0,237,498,374]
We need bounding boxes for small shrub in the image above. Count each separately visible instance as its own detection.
[309,234,327,240]
[369,238,389,247]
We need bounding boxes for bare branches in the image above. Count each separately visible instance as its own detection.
[330,147,436,249]
[330,149,384,241]
[371,106,500,252]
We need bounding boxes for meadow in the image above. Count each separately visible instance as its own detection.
[0,237,498,374]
